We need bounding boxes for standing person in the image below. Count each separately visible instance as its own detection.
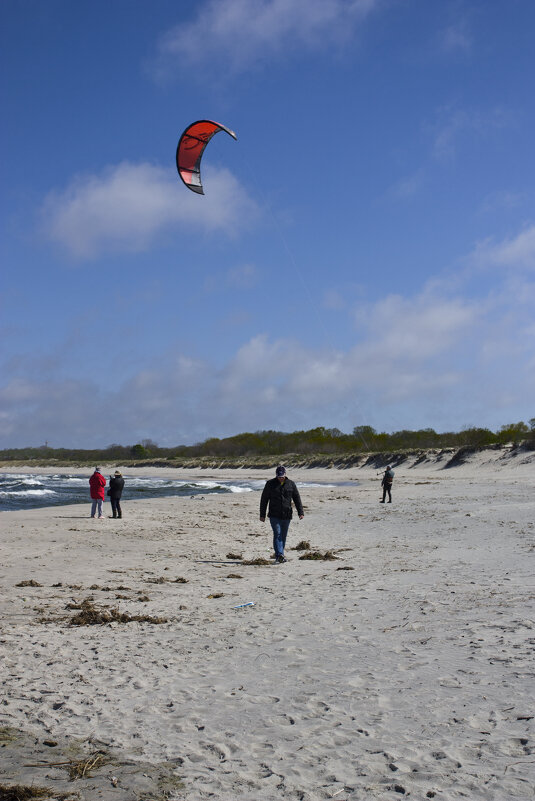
[380,465,395,503]
[89,467,106,518]
[260,465,304,563]
[109,470,125,519]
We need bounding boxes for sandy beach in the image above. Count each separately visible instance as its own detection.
[1,453,534,800]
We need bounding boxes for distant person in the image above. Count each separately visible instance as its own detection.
[89,467,106,518]
[380,465,395,503]
[260,465,304,563]
[109,470,125,519]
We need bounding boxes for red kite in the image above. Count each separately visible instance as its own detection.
[176,119,237,195]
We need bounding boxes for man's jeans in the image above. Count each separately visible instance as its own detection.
[270,517,291,558]
[91,499,103,517]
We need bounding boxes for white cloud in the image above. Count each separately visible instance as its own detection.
[431,106,510,162]
[154,0,379,77]
[358,292,477,360]
[473,225,535,271]
[41,161,257,259]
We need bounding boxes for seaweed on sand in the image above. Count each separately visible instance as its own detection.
[226,552,243,560]
[241,557,272,566]
[0,785,76,800]
[68,599,167,625]
[15,580,42,587]
[293,540,310,551]
[0,727,19,745]
[298,550,338,561]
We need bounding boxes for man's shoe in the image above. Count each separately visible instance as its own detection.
[380,500,385,503]
[277,555,287,563]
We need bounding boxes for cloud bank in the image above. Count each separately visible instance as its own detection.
[2,252,533,447]
[41,162,257,259]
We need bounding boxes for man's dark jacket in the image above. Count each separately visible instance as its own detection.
[109,476,125,499]
[260,477,303,520]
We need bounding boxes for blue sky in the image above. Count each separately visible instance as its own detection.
[1,0,534,448]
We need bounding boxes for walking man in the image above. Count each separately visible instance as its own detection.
[89,467,106,518]
[260,466,304,563]
[380,465,395,503]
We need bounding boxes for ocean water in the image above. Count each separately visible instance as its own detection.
[0,473,338,512]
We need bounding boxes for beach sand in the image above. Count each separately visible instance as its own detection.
[0,454,534,800]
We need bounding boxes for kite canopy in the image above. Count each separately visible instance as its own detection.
[176,119,237,195]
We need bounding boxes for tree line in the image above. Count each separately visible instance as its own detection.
[1,419,534,463]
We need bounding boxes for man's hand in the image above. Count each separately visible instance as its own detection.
[260,516,266,522]
[299,514,304,520]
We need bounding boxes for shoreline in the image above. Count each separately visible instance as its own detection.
[1,463,534,799]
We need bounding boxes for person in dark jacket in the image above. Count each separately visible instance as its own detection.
[89,467,106,518]
[380,465,394,503]
[109,470,125,518]
[260,465,304,563]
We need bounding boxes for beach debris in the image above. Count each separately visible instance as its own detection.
[67,599,167,625]
[0,785,76,800]
[226,552,243,560]
[293,540,311,550]
[232,602,255,609]
[207,593,225,599]
[172,576,189,583]
[23,751,109,781]
[68,751,108,780]
[336,566,355,570]
[0,727,19,745]
[298,550,338,561]
[226,573,243,579]
[241,557,271,566]
[15,580,42,587]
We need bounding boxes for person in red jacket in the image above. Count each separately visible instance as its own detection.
[89,467,106,518]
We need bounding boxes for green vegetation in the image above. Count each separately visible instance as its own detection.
[0,420,533,466]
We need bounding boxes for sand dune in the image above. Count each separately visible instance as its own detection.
[0,457,534,799]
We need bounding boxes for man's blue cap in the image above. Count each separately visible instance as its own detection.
[276,465,286,476]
